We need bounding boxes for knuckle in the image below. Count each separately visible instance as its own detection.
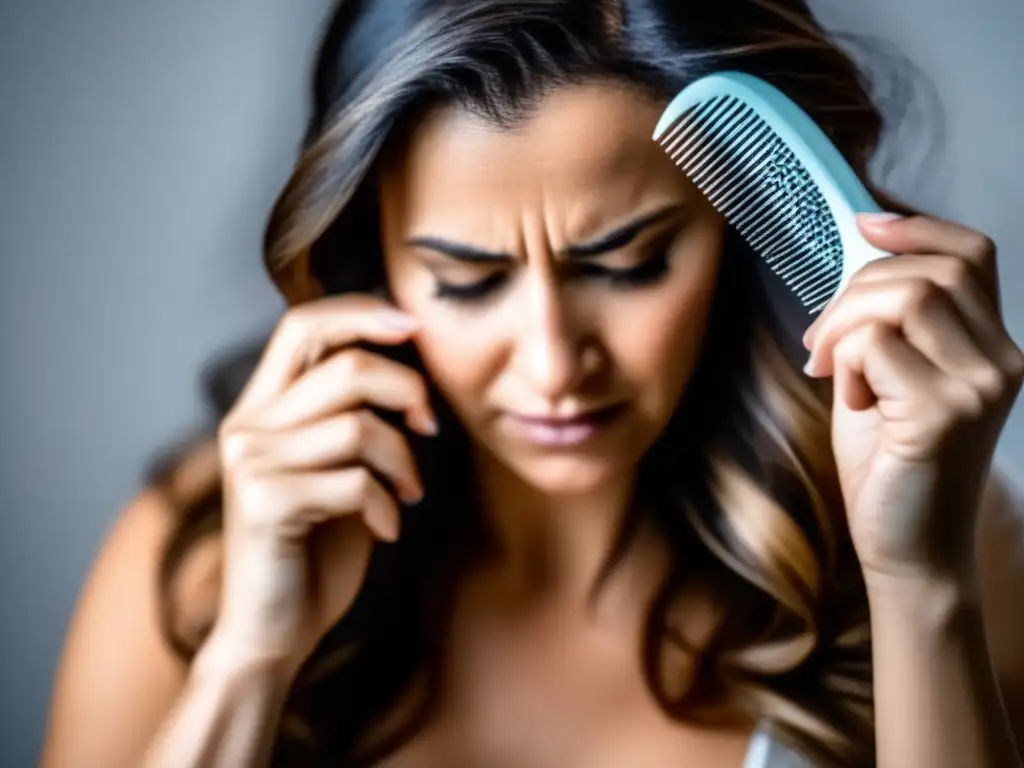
[336,348,369,380]
[908,278,942,314]
[342,410,370,446]
[349,466,375,501]
[277,306,311,342]
[219,429,252,467]
[371,414,409,457]
[864,321,892,347]
[273,309,321,365]
[975,366,1007,403]
[219,409,249,436]
[944,254,973,286]
[947,380,986,422]
[1005,345,1024,383]
[832,332,859,364]
[973,234,997,263]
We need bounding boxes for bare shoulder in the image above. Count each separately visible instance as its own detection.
[976,464,1024,740]
[40,482,219,768]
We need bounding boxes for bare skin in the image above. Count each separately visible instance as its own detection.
[41,82,1024,768]
[367,84,751,765]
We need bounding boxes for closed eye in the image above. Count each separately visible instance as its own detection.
[572,252,670,288]
[432,271,508,301]
[431,249,672,304]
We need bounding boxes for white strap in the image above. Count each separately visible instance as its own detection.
[742,728,774,768]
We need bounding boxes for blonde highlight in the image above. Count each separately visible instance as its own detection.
[149,3,937,764]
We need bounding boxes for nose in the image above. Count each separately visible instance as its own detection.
[511,273,594,401]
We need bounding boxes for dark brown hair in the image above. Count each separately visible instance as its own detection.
[149,1,929,764]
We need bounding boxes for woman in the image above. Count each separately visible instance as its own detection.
[41,1,1024,766]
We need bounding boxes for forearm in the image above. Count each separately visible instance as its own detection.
[868,576,1022,768]
[141,634,290,768]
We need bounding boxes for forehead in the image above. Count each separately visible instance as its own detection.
[378,82,696,236]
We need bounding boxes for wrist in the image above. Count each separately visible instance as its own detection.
[193,626,294,691]
[861,550,980,602]
[864,569,982,634]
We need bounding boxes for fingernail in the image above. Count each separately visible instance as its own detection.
[401,483,425,505]
[407,409,439,436]
[420,413,439,436]
[376,311,420,330]
[858,212,903,226]
[803,351,819,377]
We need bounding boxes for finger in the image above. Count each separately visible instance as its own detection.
[830,324,875,412]
[233,296,421,414]
[832,324,989,461]
[233,466,402,542]
[806,278,1000,392]
[831,322,941,413]
[228,410,424,504]
[856,213,999,300]
[806,253,1003,353]
[256,347,438,435]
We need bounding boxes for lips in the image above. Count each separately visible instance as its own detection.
[510,404,624,427]
[502,404,626,447]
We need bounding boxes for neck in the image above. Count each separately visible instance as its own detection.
[471,452,665,609]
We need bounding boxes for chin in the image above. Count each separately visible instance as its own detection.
[506,453,634,497]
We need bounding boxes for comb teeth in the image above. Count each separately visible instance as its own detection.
[658,95,843,313]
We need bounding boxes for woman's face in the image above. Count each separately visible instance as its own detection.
[379,81,725,495]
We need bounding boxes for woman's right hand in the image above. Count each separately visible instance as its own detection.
[207,294,438,670]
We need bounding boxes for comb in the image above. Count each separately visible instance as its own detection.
[653,71,892,314]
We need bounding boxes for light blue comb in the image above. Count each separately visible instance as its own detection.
[653,71,892,314]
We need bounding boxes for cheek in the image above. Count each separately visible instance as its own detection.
[410,314,500,417]
[385,260,504,418]
[611,262,720,412]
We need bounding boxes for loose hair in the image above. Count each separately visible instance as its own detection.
[150,1,929,765]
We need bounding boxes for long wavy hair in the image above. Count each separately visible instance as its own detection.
[148,1,930,765]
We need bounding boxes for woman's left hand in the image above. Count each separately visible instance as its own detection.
[802,212,1024,590]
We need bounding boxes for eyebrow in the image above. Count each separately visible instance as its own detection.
[404,202,688,264]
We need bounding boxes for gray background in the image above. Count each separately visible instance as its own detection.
[1,0,1021,764]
